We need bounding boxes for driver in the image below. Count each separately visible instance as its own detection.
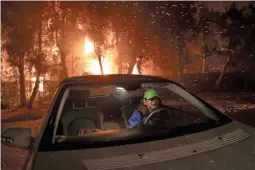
[128,88,162,128]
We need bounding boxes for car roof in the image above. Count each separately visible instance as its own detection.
[61,74,176,85]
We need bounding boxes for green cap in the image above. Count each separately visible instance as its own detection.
[144,89,159,100]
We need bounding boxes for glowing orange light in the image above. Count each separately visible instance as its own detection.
[132,64,139,74]
[84,38,114,75]
[84,38,94,54]
[31,77,44,92]
[89,58,112,75]
[83,37,140,75]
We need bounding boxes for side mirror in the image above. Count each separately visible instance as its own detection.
[1,128,34,150]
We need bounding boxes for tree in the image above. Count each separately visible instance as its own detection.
[241,3,255,73]
[89,22,107,75]
[213,2,255,89]
[83,2,143,74]
[27,2,46,108]
[47,1,85,79]
[84,2,111,75]
[106,2,131,74]
[197,7,217,73]
[2,2,40,106]
[124,21,149,74]
[143,2,200,77]
[111,2,146,74]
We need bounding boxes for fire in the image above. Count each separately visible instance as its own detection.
[132,64,139,74]
[84,38,94,54]
[90,58,113,75]
[84,37,140,75]
[84,37,114,75]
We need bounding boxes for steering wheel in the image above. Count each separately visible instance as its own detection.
[143,107,171,125]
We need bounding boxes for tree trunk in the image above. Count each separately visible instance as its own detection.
[18,57,27,106]
[60,50,68,78]
[179,43,187,77]
[98,55,104,75]
[27,14,43,108]
[58,10,68,79]
[57,33,68,79]
[180,54,184,77]
[137,58,142,74]
[116,32,123,74]
[56,32,68,79]
[27,73,40,108]
[94,42,104,75]
[118,59,123,74]
[214,55,230,90]
[202,32,207,74]
[52,3,66,79]
[126,58,137,74]
[202,58,206,73]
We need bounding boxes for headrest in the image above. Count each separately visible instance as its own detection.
[69,90,90,108]
[129,97,142,104]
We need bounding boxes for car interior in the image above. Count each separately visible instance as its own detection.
[56,84,213,137]
[57,89,143,136]
[60,90,104,136]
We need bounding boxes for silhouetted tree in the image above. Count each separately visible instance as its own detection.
[2,2,40,106]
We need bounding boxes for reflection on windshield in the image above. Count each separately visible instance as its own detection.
[89,86,112,97]
[55,82,224,142]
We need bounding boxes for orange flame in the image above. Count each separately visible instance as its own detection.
[132,63,139,74]
[89,58,113,75]
[84,37,140,75]
[84,38,94,54]
[84,38,113,75]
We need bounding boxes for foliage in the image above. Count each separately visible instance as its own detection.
[216,2,255,73]
[2,2,255,107]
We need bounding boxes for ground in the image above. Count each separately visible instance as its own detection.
[1,92,255,170]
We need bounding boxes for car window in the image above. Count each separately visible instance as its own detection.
[51,82,230,147]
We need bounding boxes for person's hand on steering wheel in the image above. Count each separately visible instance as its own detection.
[143,107,171,125]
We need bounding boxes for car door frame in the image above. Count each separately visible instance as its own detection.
[22,83,66,170]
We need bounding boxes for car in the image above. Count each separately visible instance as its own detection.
[2,74,255,170]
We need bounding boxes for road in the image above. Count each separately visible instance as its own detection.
[1,106,255,170]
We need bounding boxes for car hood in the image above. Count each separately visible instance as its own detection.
[33,121,255,170]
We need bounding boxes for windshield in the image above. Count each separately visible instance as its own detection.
[53,82,229,145]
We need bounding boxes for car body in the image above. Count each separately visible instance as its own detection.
[2,74,255,170]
